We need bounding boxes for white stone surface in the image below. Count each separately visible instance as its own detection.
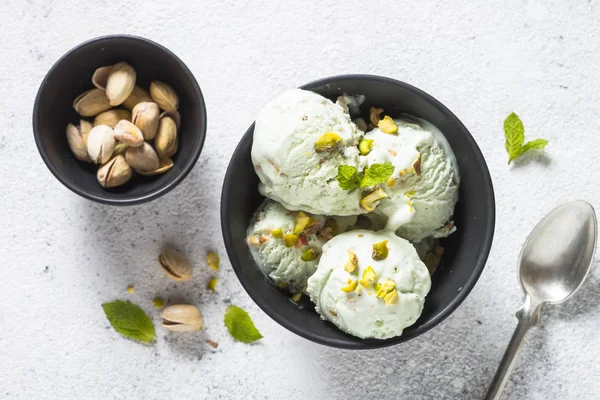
[1,0,599,398]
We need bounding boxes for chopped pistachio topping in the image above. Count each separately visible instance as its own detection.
[369,107,384,126]
[359,266,377,289]
[344,251,359,274]
[341,279,358,292]
[300,248,319,261]
[206,251,220,271]
[405,190,416,198]
[413,152,421,175]
[294,212,312,234]
[291,293,302,302]
[375,278,396,298]
[314,132,342,152]
[408,201,414,213]
[384,289,399,305]
[372,240,389,261]
[386,178,396,187]
[248,236,260,245]
[271,228,283,238]
[358,138,374,155]
[277,281,289,289]
[283,234,299,247]
[152,297,164,308]
[359,187,389,212]
[377,116,398,134]
[207,278,218,291]
[126,285,134,294]
[320,218,339,240]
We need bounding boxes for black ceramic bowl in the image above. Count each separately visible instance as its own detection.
[33,35,206,205]
[221,75,495,349]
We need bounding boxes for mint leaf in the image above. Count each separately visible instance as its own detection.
[224,305,263,344]
[102,300,155,344]
[359,163,395,188]
[337,165,360,190]
[504,113,548,164]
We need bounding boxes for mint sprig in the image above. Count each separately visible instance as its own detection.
[504,113,548,164]
[102,300,155,344]
[224,305,263,344]
[337,163,394,190]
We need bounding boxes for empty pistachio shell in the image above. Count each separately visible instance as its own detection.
[154,116,178,157]
[91,65,112,90]
[113,120,144,147]
[125,142,160,172]
[73,88,112,117]
[159,110,181,129]
[66,123,91,162]
[97,155,132,188]
[150,81,179,112]
[159,247,192,281]
[136,157,173,176]
[105,62,136,106]
[161,304,203,332]
[87,124,116,164]
[122,86,152,110]
[93,109,132,128]
[132,102,160,140]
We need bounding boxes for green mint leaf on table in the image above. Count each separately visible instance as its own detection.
[102,300,155,344]
[359,163,395,188]
[504,113,548,164]
[224,305,263,344]
[337,165,360,190]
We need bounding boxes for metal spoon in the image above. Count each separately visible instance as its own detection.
[485,200,597,400]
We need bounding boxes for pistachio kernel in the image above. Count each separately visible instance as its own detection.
[283,234,299,247]
[369,107,384,126]
[375,278,396,298]
[152,297,165,308]
[206,251,220,271]
[126,285,134,294]
[358,138,374,155]
[384,289,399,305]
[314,132,342,152]
[293,211,312,234]
[341,279,358,292]
[377,116,398,134]
[248,236,260,246]
[359,187,389,212]
[359,266,377,289]
[344,251,359,274]
[291,293,302,302]
[372,240,389,261]
[271,228,283,238]
[300,248,319,261]
[207,278,218,291]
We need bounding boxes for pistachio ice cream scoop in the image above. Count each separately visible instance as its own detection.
[247,200,356,293]
[363,116,459,243]
[251,89,364,215]
[307,230,431,339]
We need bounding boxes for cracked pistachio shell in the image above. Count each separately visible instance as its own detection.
[105,62,136,106]
[150,80,179,112]
[137,157,173,176]
[159,248,192,281]
[113,120,144,147]
[161,304,203,332]
[91,65,112,90]
[122,86,152,110]
[80,119,92,142]
[125,142,160,173]
[73,88,112,117]
[154,116,178,157]
[87,124,116,164]
[132,102,160,140]
[93,109,132,128]
[97,155,132,188]
[66,123,91,162]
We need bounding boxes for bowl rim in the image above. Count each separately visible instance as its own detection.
[221,74,496,349]
[32,34,207,206]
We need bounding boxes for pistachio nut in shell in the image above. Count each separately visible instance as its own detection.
[122,86,152,110]
[132,102,160,140]
[87,124,116,164]
[154,116,178,157]
[125,142,160,173]
[91,65,112,89]
[150,80,179,112]
[105,62,136,106]
[93,109,132,128]
[113,120,144,147]
[159,109,181,129]
[160,304,203,332]
[137,157,173,176]
[159,247,192,281]
[66,123,91,162]
[73,88,112,117]
[97,155,132,188]
[80,119,92,140]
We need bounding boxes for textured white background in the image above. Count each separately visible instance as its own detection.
[1,0,599,399]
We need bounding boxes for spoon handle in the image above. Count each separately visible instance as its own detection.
[484,296,542,400]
